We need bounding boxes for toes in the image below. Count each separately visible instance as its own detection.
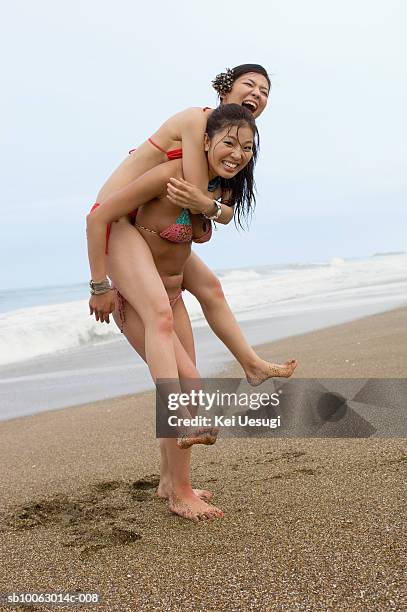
[184,509,200,523]
[178,428,219,448]
[203,512,215,520]
[194,489,213,501]
[201,508,217,520]
[205,506,224,519]
[177,437,192,449]
[213,507,224,518]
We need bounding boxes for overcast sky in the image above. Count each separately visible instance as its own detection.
[1,0,406,289]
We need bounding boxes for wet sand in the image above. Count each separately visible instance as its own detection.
[0,307,406,611]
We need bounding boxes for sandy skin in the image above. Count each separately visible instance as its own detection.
[168,491,224,522]
[245,357,298,387]
[156,486,213,502]
[176,359,298,452]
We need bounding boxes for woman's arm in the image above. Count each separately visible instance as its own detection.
[180,108,211,193]
[177,109,223,214]
[167,178,234,225]
[86,162,172,283]
[163,108,232,223]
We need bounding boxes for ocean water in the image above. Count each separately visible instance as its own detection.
[1,252,406,368]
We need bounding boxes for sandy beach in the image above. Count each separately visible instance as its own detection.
[0,306,406,611]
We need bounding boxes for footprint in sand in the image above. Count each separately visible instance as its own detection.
[63,525,141,558]
[126,475,160,501]
[130,474,160,490]
[0,477,165,556]
[92,480,122,492]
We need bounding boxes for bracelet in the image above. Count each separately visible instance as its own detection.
[89,278,112,295]
[203,200,222,221]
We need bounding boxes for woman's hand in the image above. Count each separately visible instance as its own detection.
[89,290,116,324]
[167,177,214,215]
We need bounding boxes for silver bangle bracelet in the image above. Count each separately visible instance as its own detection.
[89,278,112,295]
[203,199,222,221]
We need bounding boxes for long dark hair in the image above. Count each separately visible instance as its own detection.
[206,103,259,229]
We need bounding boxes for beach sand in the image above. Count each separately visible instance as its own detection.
[0,307,406,611]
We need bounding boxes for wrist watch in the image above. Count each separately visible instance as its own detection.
[203,199,222,221]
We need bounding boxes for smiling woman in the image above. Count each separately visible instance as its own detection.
[87,104,264,522]
[132,106,258,258]
[213,65,270,115]
[87,64,292,390]
[86,66,297,523]
[104,105,258,311]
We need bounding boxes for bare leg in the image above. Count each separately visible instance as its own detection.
[167,297,218,450]
[108,221,296,384]
[165,297,223,520]
[107,220,215,503]
[112,297,214,500]
[114,298,223,521]
[183,252,298,385]
[107,220,180,382]
[157,302,212,502]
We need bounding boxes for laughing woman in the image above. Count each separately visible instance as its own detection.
[88,105,263,521]
[89,64,297,386]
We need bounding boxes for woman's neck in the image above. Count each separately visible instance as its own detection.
[207,175,221,192]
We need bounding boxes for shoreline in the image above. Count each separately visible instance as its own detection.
[221,303,407,379]
[1,300,406,422]
[0,306,406,609]
[1,304,406,496]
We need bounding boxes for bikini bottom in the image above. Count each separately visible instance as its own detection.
[114,287,184,333]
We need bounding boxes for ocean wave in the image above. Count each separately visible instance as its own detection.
[2,253,407,366]
[0,300,120,366]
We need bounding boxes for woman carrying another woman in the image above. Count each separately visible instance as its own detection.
[88,104,262,521]
[88,64,297,387]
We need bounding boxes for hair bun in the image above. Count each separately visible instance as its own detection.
[211,68,235,95]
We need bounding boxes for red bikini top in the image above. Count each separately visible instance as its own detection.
[94,107,213,253]
[128,107,212,159]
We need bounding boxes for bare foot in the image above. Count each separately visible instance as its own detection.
[156,487,213,501]
[246,359,298,387]
[177,427,219,449]
[168,492,224,522]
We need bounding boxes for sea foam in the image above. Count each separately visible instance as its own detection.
[1,253,406,366]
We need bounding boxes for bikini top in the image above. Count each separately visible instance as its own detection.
[127,154,214,243]
[129,108,218,245]
[134,207,212,244]
[128,139,182,160]
[132,175,221,245]
[129,107,212,160]
[94,107,215,252]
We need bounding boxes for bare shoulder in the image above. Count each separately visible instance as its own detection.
[182,106,212,127]
[167,107,211,131]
